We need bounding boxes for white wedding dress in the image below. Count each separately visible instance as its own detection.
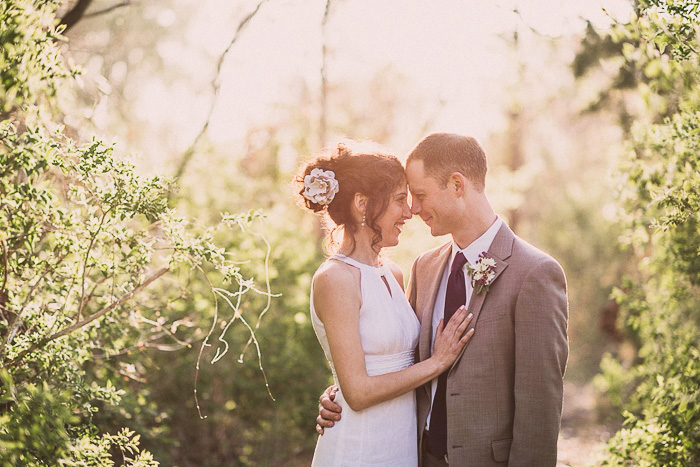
[310,254,421,467]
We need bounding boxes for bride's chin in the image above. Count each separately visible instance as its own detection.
[378,238,397,248]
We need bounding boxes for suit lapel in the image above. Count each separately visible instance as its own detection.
[417,243,451,363]
[448,223,515,376]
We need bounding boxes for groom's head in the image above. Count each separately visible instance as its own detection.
[405,133,489,236]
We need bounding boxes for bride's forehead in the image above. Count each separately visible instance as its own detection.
[394,183,408,194]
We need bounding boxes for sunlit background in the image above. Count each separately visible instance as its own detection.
[56,0,637,464]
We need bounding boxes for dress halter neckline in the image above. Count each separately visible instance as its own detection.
[332,254,385,271]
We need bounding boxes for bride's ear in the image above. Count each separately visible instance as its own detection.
[352,193,368,219]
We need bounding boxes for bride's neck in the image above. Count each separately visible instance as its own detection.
[338,231,381,267]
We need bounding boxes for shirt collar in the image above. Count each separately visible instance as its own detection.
[450,216,503,267]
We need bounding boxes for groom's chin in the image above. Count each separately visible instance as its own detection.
[428,225,443,237]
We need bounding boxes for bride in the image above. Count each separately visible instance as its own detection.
[297,141,474,466]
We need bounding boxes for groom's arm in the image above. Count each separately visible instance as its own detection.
[509,258,568,467]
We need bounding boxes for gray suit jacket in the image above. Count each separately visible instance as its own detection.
[407,222,568,467]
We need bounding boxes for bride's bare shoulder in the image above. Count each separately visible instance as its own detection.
[313,259,360,292]
[313,259,361,314]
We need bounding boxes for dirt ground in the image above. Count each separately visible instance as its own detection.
[557,382,617,467]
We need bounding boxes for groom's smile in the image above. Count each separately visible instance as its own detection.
[405,159,456,237]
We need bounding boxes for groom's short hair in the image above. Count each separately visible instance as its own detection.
[407,133,487,192]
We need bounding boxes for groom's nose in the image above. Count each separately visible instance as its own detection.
[410,200,421,215]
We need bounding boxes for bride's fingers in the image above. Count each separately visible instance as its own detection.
[459,328,475,347]
[435,318,445,337]
[456,312,473,334]
[444,306,465,329]
[445,306,468,335]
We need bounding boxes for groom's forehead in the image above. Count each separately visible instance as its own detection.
[406,161,434,188]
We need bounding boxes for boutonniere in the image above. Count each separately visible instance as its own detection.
[467,252,497,294]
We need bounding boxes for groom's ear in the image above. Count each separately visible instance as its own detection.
[449,172,468,197]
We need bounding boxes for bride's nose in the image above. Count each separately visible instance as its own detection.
[403,201,412,220]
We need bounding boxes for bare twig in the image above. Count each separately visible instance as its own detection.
[238,229,275,360]
[139,314,192,348]
[193,263,220,419]
[0,239,8,333]
[210,282,247,365]
[214,288,274,401]
[170,0,270,187]
[0,254,68,357]
[0,239,7,298]
[5,267,168,367]
[80,273,113,313]
[84,1,130,18]
[657,18,700,54]
[78,210,109,320]
[45,272,78,338]
[511,8,566,39]
[91,332,194,359]
[319,0,332,146]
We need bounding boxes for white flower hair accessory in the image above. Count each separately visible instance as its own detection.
[303,168,339,206]
[466,252,497,294]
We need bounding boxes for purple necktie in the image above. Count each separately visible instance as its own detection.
[428,251,467,458]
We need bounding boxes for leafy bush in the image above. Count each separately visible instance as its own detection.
[0,1,267,465]
[579,1,700,465]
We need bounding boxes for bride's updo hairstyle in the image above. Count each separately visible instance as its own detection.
[296,141,405,253]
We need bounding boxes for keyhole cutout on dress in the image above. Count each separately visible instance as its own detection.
[380,274,392,297]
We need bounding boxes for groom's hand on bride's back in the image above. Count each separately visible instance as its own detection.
[316,385,342,435]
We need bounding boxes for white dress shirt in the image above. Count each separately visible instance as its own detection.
[426,216,503,428]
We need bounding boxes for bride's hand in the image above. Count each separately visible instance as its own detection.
[432,306,474,372]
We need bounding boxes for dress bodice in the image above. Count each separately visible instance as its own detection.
[310,254,420,380]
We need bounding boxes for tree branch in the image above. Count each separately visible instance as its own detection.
[84,1,130,19]
[170,0,270,189]
[59,0,94,33]
[319,0,332,147]
[0,239,7,298]
[0,254,68,356]
[5,267,168,367]
[78,210,109,320]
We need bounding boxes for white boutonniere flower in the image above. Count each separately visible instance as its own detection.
[467,252,497,294]
[303,168,339,205]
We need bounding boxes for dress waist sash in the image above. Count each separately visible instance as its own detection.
[365,350,415,376]
[329,350,415,383]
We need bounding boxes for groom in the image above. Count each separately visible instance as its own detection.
[317,133,569,466]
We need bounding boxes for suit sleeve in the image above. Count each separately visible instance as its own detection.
[509,258,569,467]
[406,257,419,313]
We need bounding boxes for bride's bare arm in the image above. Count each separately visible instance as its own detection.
[313,263,473,412]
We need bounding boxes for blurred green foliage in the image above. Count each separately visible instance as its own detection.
[578,0,700,464]
[0,1,270,465]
